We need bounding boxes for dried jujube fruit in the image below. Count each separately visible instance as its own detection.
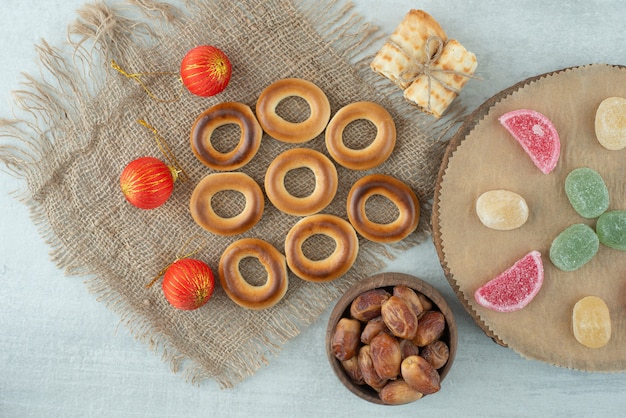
[350,288,390,322]
[379,379,423,405]
[399,338,420,360]
[358,345,387,391]
[393,285,425,318]
[331,318,361,361]
[413,310,445,347]
[420,340,450,370]
[370,332,402,381]
[360,316,388,345]
[416,292,433,311]
[401,355,441,395]
[381,296,418,339]
[341,356,364,385]
[335,284,451,404]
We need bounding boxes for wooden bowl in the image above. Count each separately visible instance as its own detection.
[325,272,457,405]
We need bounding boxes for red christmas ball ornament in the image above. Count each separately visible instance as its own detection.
[120,156,176,209]
[162,258,215,310]
[180,45,232,97]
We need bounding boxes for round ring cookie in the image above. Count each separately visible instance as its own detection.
[219,238,288,310]
[190,172,264,236]
[325,101,396,170]
[264,148,338,216]
[190,101,263,171]
[256,78,331,143]
[347,174,420,243]
[285,214,359,282]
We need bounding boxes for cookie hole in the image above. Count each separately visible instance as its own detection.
[365,194,399,224]
[210,123,241,153]
[238,256,268,286]
[284,167,315,198]
[302,233,337,261]
[343,119,377,150]
[275,96,311,123]
[211,190,246,218]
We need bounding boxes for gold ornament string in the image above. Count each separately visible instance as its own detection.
[145,235,208,288]
[137,119,190,183]
[110,59,182,103]
[392,36,481,112]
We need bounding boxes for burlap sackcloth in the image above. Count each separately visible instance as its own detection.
[0,0,462,387]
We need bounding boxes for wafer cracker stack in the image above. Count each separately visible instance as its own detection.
[370,9,478,118]
[404,39,478,118]
[370,10,447,89]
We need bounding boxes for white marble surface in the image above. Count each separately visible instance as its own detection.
[1,1,625,416]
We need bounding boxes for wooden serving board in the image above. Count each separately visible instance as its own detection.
[432,64,626,371]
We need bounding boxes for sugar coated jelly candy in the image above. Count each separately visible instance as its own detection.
[596,210,626,251]
[474,251,544,313]
[595,96,626,151]
[498,109,561,174]
[476,190,529,231]
[564,167,609,219]
[572,296,611,349]
[549,224,599,272]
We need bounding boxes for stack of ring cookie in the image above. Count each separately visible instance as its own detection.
[186,77,420,310]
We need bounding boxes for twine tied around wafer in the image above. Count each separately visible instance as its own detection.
[145,235,208,288]
[393,36,480,112]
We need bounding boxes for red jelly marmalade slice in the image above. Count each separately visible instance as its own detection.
[499,109,561,174]
[474,250,544,313]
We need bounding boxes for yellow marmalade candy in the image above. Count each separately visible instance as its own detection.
[476,189,529,230]
[595,97,626,151]
[572,296,611,348]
